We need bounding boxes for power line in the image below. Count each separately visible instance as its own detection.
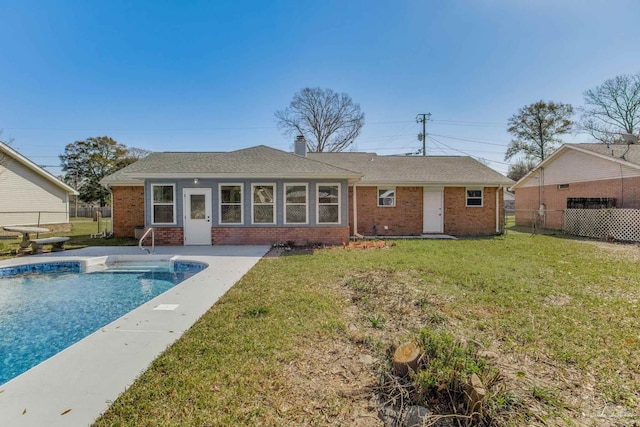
[430,119,505,128]
[428,135,511,166]
[429,133,509,147]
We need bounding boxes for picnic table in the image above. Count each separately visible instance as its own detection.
[3,226,51,250]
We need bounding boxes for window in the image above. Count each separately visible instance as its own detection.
[219,184,243,224]
[151,184,175,224]
[189,194,206,219]
[558,184,570,190]
[466,188,483,207]
[566,197,616,209]
[252,184,275,224]
[317,184,340,224]
[377,187,396,207]
[285,184,308,224]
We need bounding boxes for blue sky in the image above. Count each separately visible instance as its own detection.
[1,0,638,176]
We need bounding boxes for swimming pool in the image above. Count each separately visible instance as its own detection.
[0,259,206,385]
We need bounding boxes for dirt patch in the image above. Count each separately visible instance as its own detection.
[278,337,381,426]
[543,294,573,306]
[340,240,389,250]
[264,241,390,258]
[580,240,640,261]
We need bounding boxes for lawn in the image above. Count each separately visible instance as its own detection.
[92,231,640,426]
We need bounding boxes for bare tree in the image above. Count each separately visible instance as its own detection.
[580,72,640,144]
[505,101,574,162]
[507,158,537,182]
[0,130,15,177]
[275,87,365,152]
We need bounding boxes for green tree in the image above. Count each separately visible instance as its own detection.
[580,72,640,144]
[505,101,574,163]
[60,136,149,206]
[275,87,365,152]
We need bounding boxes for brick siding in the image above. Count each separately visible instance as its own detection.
[349,186,423,236]
[515,177,640,229]
[150,227,184,246]
[112,186,144,237]
[349,186,503,237]
[443,187,503,236]
[212,226,349,245]
[113,184,503,243]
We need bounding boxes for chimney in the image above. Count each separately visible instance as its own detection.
[294,134,307,157]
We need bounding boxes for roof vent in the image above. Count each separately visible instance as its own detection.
[294,135,307,157]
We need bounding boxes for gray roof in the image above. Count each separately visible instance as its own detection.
[567,143,640,166]
[102,145,513,186]
[102,145,361,185]
[309,152,513,185]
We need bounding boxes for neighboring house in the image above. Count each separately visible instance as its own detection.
[503,190,515,211]
[0,141,77,227]
[101,141,513,246]
[511,143,640,229]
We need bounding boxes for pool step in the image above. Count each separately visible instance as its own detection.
[101,265,171,274]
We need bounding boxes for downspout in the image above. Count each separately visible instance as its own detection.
[352,184,363,239]
[107,185,113,236]
[109,187,114,236]
[495,187,500,234]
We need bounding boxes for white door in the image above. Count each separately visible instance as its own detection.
[183,188,212,245]
[423,189,443,233]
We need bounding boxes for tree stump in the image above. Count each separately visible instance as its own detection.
[465,373,486,415]
[393,342,421,376]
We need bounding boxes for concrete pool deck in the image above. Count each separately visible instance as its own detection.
[0,245,270,426]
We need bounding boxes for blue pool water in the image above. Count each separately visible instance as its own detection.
[0,261,205,385]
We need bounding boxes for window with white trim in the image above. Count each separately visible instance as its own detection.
[220,184,243,224]
[317,184,340,224]
[252,184,275,224]
[377,187,396,207]
[466,188,483,207]
[151,184,176,224]
[285,184,308,224]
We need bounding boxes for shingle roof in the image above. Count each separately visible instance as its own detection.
[101,145,361,185]
[308,152,513,185]
[102,145,513,186]
[567,143,640,166]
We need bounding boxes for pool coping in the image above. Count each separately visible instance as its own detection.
[0,245,270,427]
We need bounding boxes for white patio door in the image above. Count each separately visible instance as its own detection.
[423,188,443,233]
[183,188,212,245]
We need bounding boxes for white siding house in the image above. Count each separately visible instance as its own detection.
[0,142,77,227]
[516,147,640,189]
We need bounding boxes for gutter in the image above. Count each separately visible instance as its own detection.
[495,187,500,234]
[352,183,362,239]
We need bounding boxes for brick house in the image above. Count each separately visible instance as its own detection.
[511,143,640,229]
[101,141,512,246]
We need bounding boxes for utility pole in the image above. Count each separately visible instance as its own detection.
[416,113,431,156]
